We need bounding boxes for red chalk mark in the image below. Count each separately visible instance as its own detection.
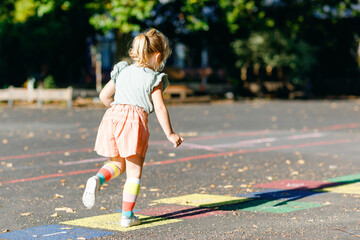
[148,130,271,145]
[319,123,360,131]
[296,139,351,148]
[0,148,93,161]
[0,138,351,185]
[2,169,98,184]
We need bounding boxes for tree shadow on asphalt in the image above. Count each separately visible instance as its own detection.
[137,177,360,225]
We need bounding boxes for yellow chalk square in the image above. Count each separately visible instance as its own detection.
[317,182,360,195]
[153,193,249,207]
[62,213,181,232]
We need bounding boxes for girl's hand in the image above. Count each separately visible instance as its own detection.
[167,133,184,148]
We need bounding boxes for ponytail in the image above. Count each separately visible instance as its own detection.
[129,29,171,70]
[129,33,151,67]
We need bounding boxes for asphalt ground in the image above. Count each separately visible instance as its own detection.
[0,99,359,239]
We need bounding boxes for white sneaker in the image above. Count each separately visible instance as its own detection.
[121,215,141,228]
[82,176,100,209]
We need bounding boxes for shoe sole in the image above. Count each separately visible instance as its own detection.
[82,177,99,209]
[121,219,141,228]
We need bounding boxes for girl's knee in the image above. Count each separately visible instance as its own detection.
[125,156,144,179]
[110,157,126,175]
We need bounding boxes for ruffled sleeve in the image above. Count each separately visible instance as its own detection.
[110,61,128,83]
[150,73,169,93]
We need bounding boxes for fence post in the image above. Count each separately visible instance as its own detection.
[8,86,14,107]
[67,87,73,108]
[37,86,43,108]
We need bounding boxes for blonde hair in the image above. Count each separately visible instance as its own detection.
[129,28,171,71]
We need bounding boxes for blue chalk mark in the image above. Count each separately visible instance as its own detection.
[0,224,114,240]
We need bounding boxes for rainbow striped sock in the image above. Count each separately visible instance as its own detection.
[96,162,120,185]
[122,178,140,218]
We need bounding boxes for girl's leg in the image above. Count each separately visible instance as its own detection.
[97,156,126,185]
[83,156,125,209]
[121,155,144,227]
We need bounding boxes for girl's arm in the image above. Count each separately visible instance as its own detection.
[99,80,116,107]
[152,82,184,148]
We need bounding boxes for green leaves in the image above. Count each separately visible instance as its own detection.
[232,30,317,84]
[86,0,156,33]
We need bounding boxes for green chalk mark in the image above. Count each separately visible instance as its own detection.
[221,199,323,213]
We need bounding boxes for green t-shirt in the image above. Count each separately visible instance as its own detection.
[110,61,169,114]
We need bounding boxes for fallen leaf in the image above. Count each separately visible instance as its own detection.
[149,188,160,192]
[51,212,59,217]
[179,131,198,137]
[77,237,87,240]
[297,159,305,165]
[238,167,248,172]
[64,134,71,139]
[78,184,86,188]
[20,212,32,216]
[61,179,66,183]
[100,207,107,210]
[27,132,35,138]
[210,184,215,188]
[54,194,64,199]
[55,207,75,213]
[60,227,73,230]
[59,160,63,164]
[6,163,13,168]
[2,139,8,144]
[168,153,176,157]
[224,185,233,189]
[64,152,70,156]
[285,160,291,165]
[149,203,158,206]
[266,176,273,181]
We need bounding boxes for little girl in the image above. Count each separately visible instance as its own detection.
[82,29,183,228]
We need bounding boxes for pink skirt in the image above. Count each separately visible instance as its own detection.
[94,104,149,158]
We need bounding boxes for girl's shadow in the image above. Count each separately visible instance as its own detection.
[138,178,360,225]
